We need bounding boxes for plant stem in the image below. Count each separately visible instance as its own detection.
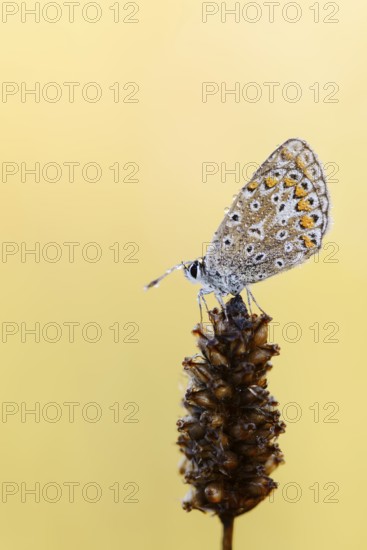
[221,516,235,550]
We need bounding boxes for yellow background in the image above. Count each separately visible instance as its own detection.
[0,1,364,548]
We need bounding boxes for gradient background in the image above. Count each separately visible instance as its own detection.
[0,1,364,549]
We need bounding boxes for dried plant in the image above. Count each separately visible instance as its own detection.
[177,295,285,549]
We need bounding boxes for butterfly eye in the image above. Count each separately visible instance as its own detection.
[189,262,198,279]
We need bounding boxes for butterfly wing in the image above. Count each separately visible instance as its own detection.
[204,139,330,293]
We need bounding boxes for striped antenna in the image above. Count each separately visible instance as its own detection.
[144,260,195,290]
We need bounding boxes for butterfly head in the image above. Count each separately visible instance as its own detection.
[184,259,205,285]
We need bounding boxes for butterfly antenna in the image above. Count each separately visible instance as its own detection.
[144,260,195,291]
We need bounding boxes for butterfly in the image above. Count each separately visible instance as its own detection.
[145,138,330,312]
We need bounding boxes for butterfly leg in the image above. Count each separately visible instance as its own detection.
[245,287,253,316]
[197,288,211,324]
[214,292,228,320]
[247,287,269,317]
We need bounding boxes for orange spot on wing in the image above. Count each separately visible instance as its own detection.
[302,235,316,249]
[247,181,259,190]
[284,177,297,187]
[281,148,293,160]
[265,177,277,188]
[300,215,314,229]
[295,185,307,197]
[297,199,312,212]
[296,157,306,170]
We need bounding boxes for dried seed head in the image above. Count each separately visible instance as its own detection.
[177,295,285,520]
